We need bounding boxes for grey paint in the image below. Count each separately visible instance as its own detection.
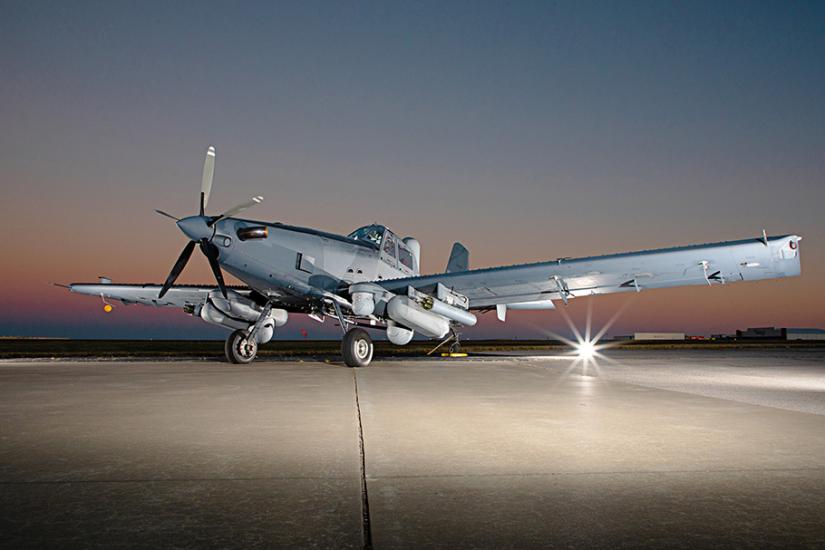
[445,242,469,273]
[380,234,802,308]
[70,220,802,335]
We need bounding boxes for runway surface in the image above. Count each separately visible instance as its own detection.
[2,350,825,548]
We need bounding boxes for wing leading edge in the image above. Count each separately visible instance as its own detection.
[67,283,316,314]
[66,283,251,308]
[375,234,802,309]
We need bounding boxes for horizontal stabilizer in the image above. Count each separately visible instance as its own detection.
[446,242,469,273]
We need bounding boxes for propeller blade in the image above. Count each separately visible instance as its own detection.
[200,239,227,298]
[208,195,264,226]
[158,241,197,298]
[154,209,180,221]
[200,145,216,215]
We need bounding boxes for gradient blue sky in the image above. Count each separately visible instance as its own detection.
[2,1,823,339]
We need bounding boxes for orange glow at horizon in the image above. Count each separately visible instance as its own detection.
[2,226,821,339]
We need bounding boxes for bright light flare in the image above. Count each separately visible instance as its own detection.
[576,340,597,360]
[527,297,634,380]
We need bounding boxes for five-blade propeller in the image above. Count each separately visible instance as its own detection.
[157,145,263,299]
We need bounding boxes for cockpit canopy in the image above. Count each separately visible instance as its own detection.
[347,224,386,247]
[348,224,419,274]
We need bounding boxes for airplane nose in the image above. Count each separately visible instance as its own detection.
[176,216,214,241]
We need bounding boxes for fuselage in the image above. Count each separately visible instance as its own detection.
[202,218,418,299]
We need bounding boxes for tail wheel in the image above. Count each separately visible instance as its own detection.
[342,328,373,368]
[225,329,258,364]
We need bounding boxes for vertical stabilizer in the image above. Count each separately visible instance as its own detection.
[446,243,469,273]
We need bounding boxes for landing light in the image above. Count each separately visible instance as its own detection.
[103,304,113,313]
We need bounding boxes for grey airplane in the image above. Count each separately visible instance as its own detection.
[67,146,803,366]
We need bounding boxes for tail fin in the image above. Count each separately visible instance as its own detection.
[446,243,469,273]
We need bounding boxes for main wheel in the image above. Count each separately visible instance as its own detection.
[225,329,258,364]
[342,328,373,368]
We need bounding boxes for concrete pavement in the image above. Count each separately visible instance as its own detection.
[2,352,824,548]
[0,362,364,548]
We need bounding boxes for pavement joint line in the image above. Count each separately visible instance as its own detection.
[365,467,825,480]
[5,467,822,486]
[353,369,373,550]
[0,476,360,484]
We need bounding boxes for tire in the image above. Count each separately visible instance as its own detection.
[342,328,373,368]
[225,329,258,364]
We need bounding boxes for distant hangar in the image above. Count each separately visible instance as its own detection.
[614,327,825,342]
[737,327,825,341]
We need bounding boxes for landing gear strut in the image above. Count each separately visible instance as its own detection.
[329,298,374,368]
[342,327,373,368]
[225,329,258,364]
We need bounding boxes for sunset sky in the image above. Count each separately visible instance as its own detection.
[2,1,823,340]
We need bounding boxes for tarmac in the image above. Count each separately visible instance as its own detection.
[2,350,825,548]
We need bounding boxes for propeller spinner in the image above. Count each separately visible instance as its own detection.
[157,146,263,299]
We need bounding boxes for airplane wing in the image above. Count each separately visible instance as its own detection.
[65,283,311,313]
[66,283,245,307]
[374,234,802,310]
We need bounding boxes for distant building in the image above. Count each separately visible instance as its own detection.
[736,327,825,341]
[612,328,824,342]
[786,328,825,341]
[737,327,785,339]
[632,332,686,341]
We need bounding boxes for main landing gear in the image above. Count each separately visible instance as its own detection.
[225,326,374,367]
[342,327,374,368]
[224,300,376,367]
[331,298,374,368]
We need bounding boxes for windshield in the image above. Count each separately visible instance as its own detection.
[347,224,385,247]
